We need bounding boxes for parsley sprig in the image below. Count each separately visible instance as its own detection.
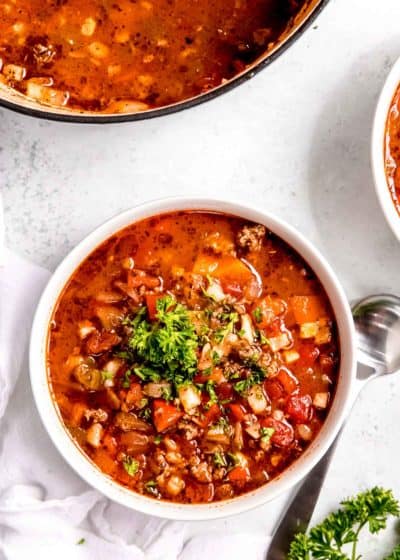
[287,487,400,560]
[125,295,199,386]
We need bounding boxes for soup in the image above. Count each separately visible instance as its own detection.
[385,82,400,214]
[0,0,307,112]
[48,211,339,503]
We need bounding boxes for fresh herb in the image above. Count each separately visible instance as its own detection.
[122,456,139,477]
[126,295,198,387]
[211,350,221,365]
[257,330,269,345]
[234,367,266,395]
[205,380,218,406]
[214,311,239,343]
[76,538,85,545]
[154,435,162,445]
[138,406,152,420]
[253,307,262,323]
[161,385,173,401]
[260,427,275,444]
[133,366,161,382]
[213,452,228,468]
[385,545,400,560]
[216,416,230,431]
[144,480,158,496]
[287,487,400,560]
[122,369,132,389]
[101,370,115,382]
[237,328,246,337]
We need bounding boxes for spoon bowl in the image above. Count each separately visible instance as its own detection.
[352,294,400,376]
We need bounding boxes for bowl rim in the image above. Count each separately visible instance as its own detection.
[29,196,356,520]
[372,55,400,241]
[1,0,329,124]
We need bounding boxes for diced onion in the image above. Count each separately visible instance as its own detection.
[86,423,103,448]
[313,392,329,409]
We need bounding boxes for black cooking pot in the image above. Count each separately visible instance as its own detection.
[0,0,329,123]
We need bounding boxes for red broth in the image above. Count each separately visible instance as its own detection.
[48,211,339,503]
[385,83,400,214]
[0,0,307,112]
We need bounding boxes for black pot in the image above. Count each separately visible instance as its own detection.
[0,0,329,124]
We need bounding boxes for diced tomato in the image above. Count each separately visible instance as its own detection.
[145,293,163,320]
[216,382,233,400]
[199,403,221,428]
[298,343,320,367]
[102,433,118,456]
[276,367,299,394]
[286,395,313,423]
[263,379,284,401]
[228,403,247,422]
[152,400,183,432]
[290,296,327,324]
[227,466,250,483]
[221,281,243,298]
[125,382,144,407]
[261,417,294,447]
[254,296,287,328]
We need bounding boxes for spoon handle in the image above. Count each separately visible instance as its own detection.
[266,367,369,559]
[266,433,340,559]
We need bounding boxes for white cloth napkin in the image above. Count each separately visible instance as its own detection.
[0,249,288,560]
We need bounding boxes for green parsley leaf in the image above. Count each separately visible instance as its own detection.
[260,427,275,444]
[205,380,218,406]
[122,456,139,477]
[385,545,400,560]
[125,296,198,388]
[101,370,115,382]
[253,307,262,323]
[213,452,227,467]
[154,435,163,445]
[76,538,85,545]
[144,480,158,496]
[288,487,400,560]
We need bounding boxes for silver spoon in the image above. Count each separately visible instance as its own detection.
[267,294,400,559]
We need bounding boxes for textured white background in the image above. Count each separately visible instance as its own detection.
[2,0,400,555]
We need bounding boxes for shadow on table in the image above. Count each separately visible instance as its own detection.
[308,41,400,295]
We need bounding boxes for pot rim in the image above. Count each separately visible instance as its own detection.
[1,0,329,124]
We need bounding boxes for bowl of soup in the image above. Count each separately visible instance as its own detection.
[0,0,328,122]
[30,197,355,519]
[372,56,400,241]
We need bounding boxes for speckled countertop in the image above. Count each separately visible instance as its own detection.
[2,0,400,554]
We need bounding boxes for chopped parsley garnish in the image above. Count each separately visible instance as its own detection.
[122,369,132,388]
[154,435,162,445]
[260,427,275,444]
[125,295,198,387]
[234,367,266,395]
[101,370,115,382]
[144,480,158,496]
[253,307,262,323]
[288,487,400,560]
[138,406,151,420]
[205,380,218,406]
[122,456,139,477]
[211,350,221,365]
[213,452,227,467]
[76,538,85,545]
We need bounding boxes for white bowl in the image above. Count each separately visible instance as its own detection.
[29,197,356,520]
[372,55,400,241]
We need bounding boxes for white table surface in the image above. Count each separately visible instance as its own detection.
[2,0,400,555]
